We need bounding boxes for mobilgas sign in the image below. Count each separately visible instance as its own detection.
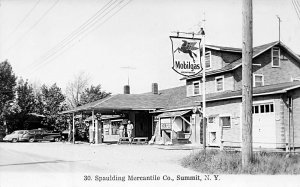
[170,36,203,76]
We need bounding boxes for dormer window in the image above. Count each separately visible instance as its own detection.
[205,51,212,69]
[193,81,200,95]
[253,74,264,87]
[272,47,280,67]
[215,76,224,92]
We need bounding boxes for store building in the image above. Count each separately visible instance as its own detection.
[63,41,300,150]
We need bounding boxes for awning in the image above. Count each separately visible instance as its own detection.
[84,115,122,122]
[157,110,191,118]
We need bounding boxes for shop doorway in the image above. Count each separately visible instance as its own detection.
[135,112,152,139]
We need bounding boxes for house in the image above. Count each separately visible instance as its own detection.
[62,41,300,150]
[160,41,300,149]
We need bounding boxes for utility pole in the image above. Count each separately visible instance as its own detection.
[242,0,253,168]
[276,15,281,42]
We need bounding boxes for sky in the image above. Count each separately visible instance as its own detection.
[0,0,300,94]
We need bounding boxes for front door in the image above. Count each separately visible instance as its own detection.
[207,115,220,146]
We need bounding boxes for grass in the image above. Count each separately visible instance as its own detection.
[181,149,300,174]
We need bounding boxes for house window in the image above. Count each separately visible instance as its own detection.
[205,51,211,69]
[208,116,215,123]
[220,116,231,129]
[193,81,200,95]
[215,76,224,92]
[253,74,264,87]
[272,47,280,67]
[252,103,274,113]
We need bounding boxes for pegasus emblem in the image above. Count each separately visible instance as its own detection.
[174,40,199,62]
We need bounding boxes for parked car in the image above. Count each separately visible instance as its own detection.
[3,129,62,143]
[3,130,29,142]
[23,129,62,142]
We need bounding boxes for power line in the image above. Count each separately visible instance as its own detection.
[296,0,300,19]
[30,0,132,74]
[27,0,119,71]
[33,0,131,72]
[292,0,300,21]
[3,0,41,44]
[5,0,60,54]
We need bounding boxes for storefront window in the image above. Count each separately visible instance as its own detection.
[111,121,121,135]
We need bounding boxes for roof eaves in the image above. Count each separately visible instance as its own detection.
[90,94,117,109]
[253,41,279,58]
[151,106,195,113]
[206,90,286,102]
[282,84,300,92]
[279,42,300,62]
[206,45,242,53]
[229,41,279,71]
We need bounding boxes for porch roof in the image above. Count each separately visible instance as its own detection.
[84,115,122,122]
[157,110,191,118]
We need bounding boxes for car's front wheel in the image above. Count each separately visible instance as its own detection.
[54,137,60,142]
[11,138,17,143]
[29,138,35,143]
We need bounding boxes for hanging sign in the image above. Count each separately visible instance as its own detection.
[170,36,202,76]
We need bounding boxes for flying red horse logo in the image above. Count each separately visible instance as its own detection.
[174,40,199,62]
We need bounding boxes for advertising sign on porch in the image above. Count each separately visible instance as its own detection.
[160,118,172,130]
[170,36,202,76]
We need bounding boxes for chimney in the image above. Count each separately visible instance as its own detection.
[152,83,158,94]
[124,85,130,94]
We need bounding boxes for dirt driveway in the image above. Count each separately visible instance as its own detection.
[0,142,204,187]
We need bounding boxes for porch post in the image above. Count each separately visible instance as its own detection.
[220,119,224,150]
[72,112,75,144]
[93,110,99,144]
[98,114,102,144]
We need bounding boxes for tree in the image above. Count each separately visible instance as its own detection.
[66,72,89,108]
[0,60,17,124]
[5,79,36,130]
[80,84,111,105]
[40,83,65,130]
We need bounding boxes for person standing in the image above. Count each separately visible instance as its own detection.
[127,120,134,139]
[119,123,125,138]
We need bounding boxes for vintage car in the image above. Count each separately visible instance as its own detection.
[3,129,61,143]
[24,129,62,142]
[3,130,29,142]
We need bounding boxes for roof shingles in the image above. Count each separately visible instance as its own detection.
[63,81,300,113]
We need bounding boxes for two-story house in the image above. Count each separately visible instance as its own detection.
[155,41,300,149]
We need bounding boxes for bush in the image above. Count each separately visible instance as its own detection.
[181,150,300,174]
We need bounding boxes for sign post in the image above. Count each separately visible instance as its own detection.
[202,32,206,150]
[170,31,205,147]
